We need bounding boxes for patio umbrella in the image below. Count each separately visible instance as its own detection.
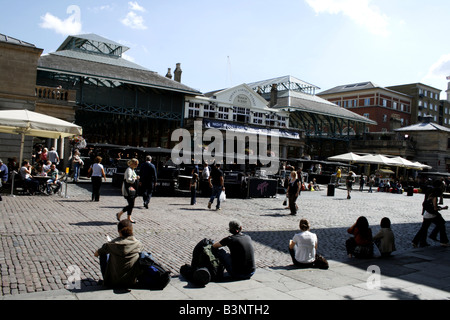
[327,152,362,163]
[388,157,423,169]
[355,154,394,165]
[0,109,83,165]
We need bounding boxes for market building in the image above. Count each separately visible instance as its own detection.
[36,33,202,149]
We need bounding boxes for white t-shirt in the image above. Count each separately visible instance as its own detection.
[292,231,317,263]
[91,163,104,177]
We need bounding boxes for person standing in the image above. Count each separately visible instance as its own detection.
[346,171,356,199]
[88,156,107,202]
[117,159,140,224]
[335,167,342,186]
[140,155,157,209]
[72,149,84,183]
[212,220,255,280]
[208,163,225,211]
[412,181,449,248]
[286,171,300,215]
[47,147,60,166]
[0,159,8,201]
[190,173,199,205]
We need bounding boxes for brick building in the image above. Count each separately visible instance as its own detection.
[317,81,412,133]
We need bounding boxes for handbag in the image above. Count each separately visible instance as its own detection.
[282,196,287,206]
[128,186,137,197]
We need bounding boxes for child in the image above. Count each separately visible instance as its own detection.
[190,173,199,205]
[373,217,396,258]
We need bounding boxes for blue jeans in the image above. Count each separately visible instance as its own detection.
[209,185,223,209]
[73,163,81,181]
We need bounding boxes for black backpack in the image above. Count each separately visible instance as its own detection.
[137,251,171,290]
[180,238,224,286]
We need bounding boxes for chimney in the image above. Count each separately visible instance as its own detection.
[174,63,182,83]
[270,84,278,107]
[165,68,172,80]
[422,114,433,123]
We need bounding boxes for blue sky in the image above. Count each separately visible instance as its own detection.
[2,0,450,97]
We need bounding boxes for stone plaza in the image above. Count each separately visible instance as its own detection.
[1,180,450,300]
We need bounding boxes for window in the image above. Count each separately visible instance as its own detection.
[363,113,370,119]
[383,114,388,122]
[364,98,371,106]
[233,107,250,123]
[393,102,397,110]
[188,102,200,118]
[382,99,387,107]
[217,106,229,120]
[278,116,287,128]
[203,104,215,118]
[266,114,277,127]
[252,112,264,125]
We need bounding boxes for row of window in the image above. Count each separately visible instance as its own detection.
[419,89,439,100]
[335,99,410,112]
[187,103,288,128]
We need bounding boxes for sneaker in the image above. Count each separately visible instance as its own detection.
[216,208,221,211]
[208,202,212,209]
[440,243,450,247]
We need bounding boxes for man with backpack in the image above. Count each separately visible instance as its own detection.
[213,220,256,280]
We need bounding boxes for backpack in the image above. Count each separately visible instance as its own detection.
[137,251,171,290]
[180,238,224,286]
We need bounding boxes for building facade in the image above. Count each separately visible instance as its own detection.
[36,34,202,149]
[184,83,303,163]
[386,83,444,127]
[317,82,412,133]
[0,34,44,162]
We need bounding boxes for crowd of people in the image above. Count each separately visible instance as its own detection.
[1,150,449,291]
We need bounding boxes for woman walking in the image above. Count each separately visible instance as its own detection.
[286,171,301,215]
[117,159,140,224]
[88,156,107,201]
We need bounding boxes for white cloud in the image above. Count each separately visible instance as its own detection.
[422,54,450,98]
[305,0,390,37]
[121,2,147,30]
[128,1,146,12]
[121,11,147,30]
[40,5,82,36]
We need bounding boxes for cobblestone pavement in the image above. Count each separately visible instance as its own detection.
[0,180,445,296]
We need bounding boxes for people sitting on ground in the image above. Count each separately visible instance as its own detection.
[312,178,321,191]
[19,160,39,195]
[289,219,329,269]
[212,220,255,281]
[94,220,144,288]
[373,217,396,258]
[46,164,62,195]
[346,216,374,258]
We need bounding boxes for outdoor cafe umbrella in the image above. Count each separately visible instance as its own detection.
[0,109,83,165]
[327,152,362,163]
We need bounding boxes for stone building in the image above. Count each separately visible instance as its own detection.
[0,34,43,162]
[395,116,450,172]
[386,83,444,127]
